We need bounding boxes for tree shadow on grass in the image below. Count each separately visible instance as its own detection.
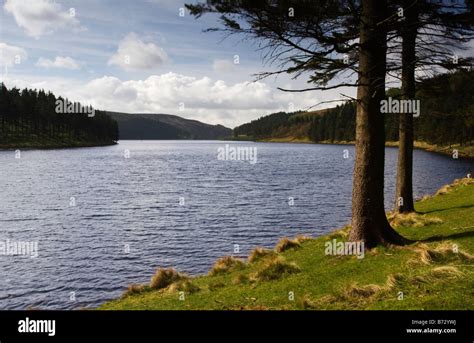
[418,204,474,214]
[421,229,474,243]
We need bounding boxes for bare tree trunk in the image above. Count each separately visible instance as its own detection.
[349,0,410,248]
[396,0,417,213]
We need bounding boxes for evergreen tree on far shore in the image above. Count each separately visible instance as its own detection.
[0,83,118,145]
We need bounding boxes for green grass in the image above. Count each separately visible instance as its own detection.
[100,178,474,310]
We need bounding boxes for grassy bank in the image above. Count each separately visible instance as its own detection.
[407,141,474,159]
[259,136,313,144]
[100,178,474,310]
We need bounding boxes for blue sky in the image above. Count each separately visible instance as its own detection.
[0,0,351,128]
[2,0,260,81]
[1,1,472,128]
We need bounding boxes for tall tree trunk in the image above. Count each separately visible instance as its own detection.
[395,0,418,213]
[349,0,410,248]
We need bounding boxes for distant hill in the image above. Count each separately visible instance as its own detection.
[234,69,474,147]
[107,112,232,140]
[232,107,339,142]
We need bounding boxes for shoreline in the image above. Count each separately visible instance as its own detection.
[238,137,474,159]
[0,141,118,151]
[2,138,471,160]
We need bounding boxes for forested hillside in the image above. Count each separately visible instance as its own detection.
[234,70,474,147]
[0,83,118,148]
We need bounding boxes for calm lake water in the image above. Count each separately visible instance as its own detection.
[0,140,472,309]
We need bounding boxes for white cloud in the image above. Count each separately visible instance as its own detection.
[1,72,319,128]
[108,33,169,71]
[36,56,80,70]
[0,42,27,67]
[4,0,80,38]
[212,59,236,73]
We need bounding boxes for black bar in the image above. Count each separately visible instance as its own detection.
[0,310,472,339]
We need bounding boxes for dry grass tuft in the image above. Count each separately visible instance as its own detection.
[232,305,269,310]
[168,280,200,294]
[248,247,276,263]
[274,237,301,253]
[300,294,317,309]
[327,225,351,240]
[408,242,474,266]
[436,184,452,196]
[293,235,313,244]
[387,212,443,228]
[340,273,409,301]
[150,268,187,290]
[410,275,431,284]
[430,266,464,279]
[299,294,339,309]
[122,284,147,297]
[208,256,246,276]
[385,273,408,288]
[326,239,473,305]
[343,283,385,298]
[367,247,380,256]
[435,177,474,196]
[412,244,438,265]
[418,195,432,202]
[313,294,339,307]
[251,257,300,282]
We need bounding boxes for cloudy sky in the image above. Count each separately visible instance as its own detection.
[1,0,354,128]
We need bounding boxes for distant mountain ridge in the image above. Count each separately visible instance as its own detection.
[107,112,232,140]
